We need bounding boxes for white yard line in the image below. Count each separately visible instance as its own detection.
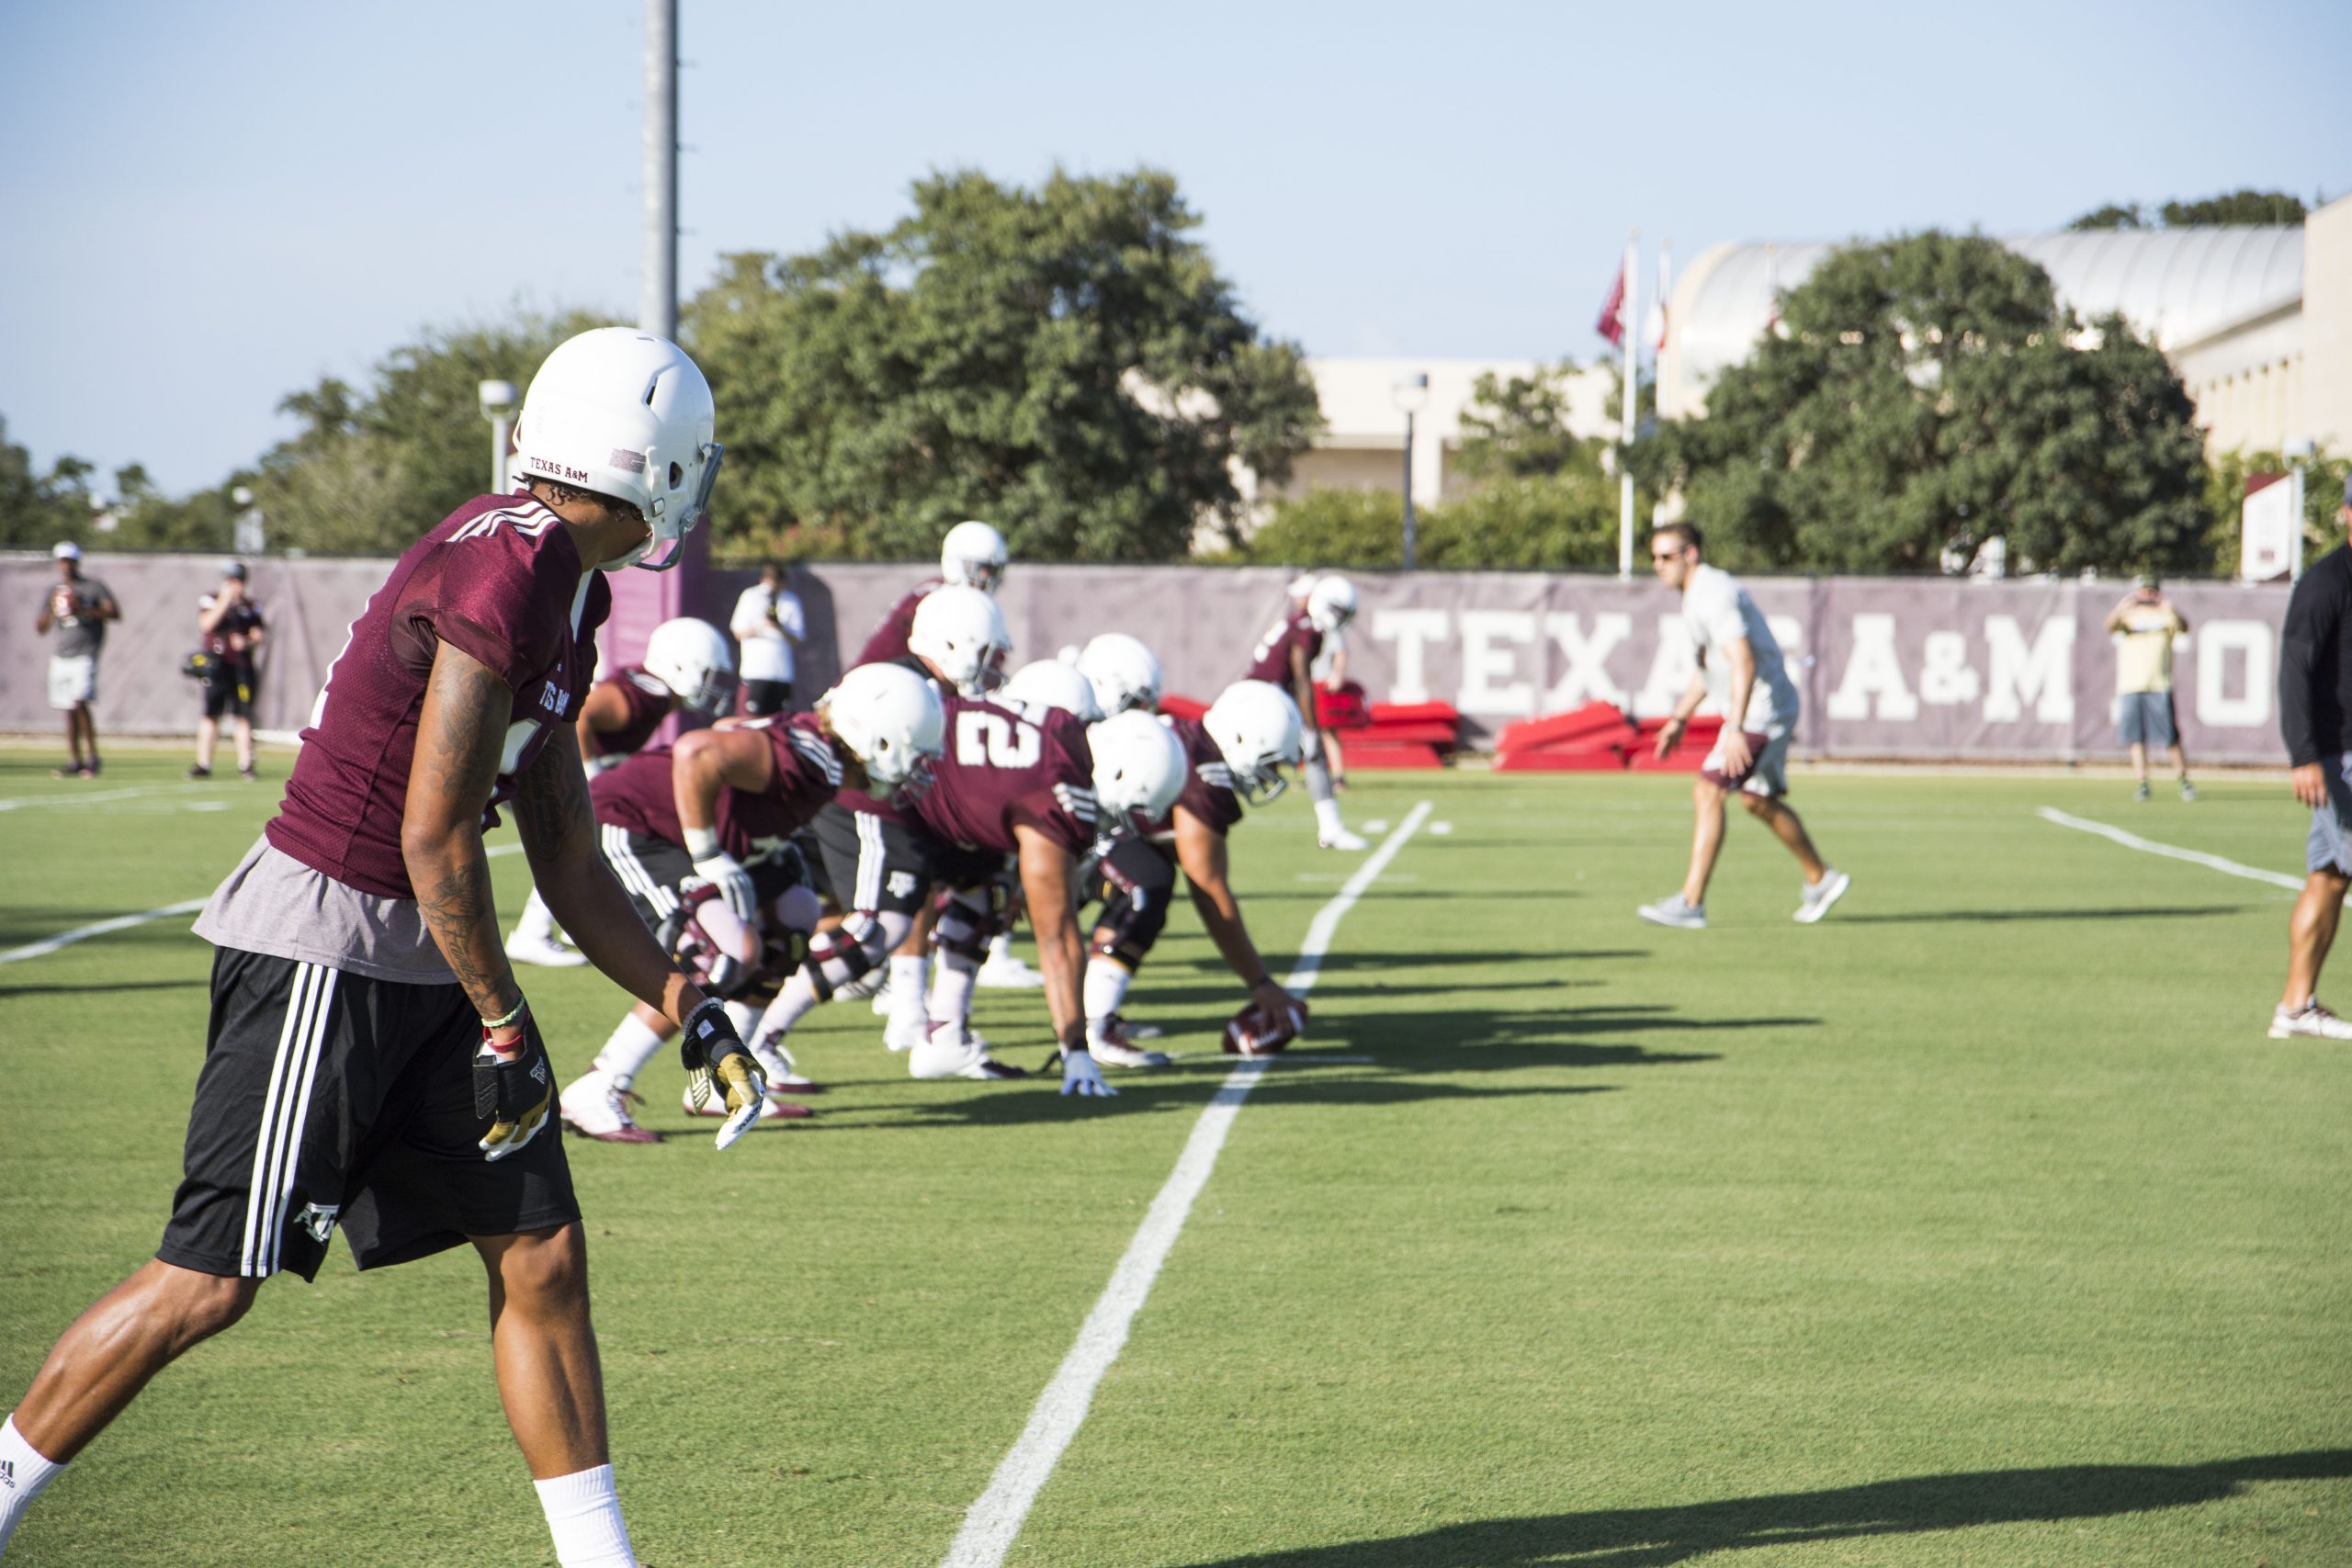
[938,800,1433,1568]
[0,784,187,812]
[0,899,211,965]
[2036,807,2303,891]
[0,842,528,967]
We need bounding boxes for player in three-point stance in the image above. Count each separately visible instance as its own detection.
[508,615,737,967]
[1245,573,1366,850]
[1636,522,1849,931]
[0,330,765,1568]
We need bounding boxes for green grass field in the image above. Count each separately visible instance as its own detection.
[2,747,2346,1567]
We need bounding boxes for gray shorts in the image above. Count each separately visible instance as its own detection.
[2308,754,2352,875]
[2118,692,2177,747]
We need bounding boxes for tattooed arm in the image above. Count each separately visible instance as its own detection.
[513,723,708,1026]
[401,643,526,1043]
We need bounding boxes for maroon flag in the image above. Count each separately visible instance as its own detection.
[1595,261,1626,347]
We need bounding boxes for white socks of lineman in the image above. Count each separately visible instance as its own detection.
[591,1014,667,1092]
[1082,958,1133,1047]
[928,954,978,1040]
[887,954,930,1039]
[0,1416,65,1556]
[534,1463,638,1568]
[512,887,559,946]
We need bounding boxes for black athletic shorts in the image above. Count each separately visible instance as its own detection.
[159,946,579,1281]
[597,826,808,936]
[808,801,1008,916]
[741,678,794,717]
[202,665,255,720]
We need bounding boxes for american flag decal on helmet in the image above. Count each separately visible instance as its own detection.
[1199,761,1235,791]
[609,449,647,473]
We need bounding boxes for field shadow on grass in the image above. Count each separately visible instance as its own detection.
[1841,904,2248,926]
[1186,1449,2352,1568]
[842,1077,1622,1129]
[0,978,206,998]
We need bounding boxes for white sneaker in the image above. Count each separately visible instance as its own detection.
[1635,894,1707,930]
[1794,869,1851,924]
[2269,1001,2352,1041]
[884,1010,931,1053]
[909,1027,1029,1080]
[508,931,588,968]
[976,952,1047,989]
[1318,828,1370,852]
[683,1082,812,1122]
[1089,1017,1172,1068]
[560,1073,657,1144]
[752,1039,817,1095]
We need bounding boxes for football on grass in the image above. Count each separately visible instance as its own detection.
[1222,998,1307,1055]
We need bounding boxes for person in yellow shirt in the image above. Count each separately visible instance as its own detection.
[2106,578,2194,802]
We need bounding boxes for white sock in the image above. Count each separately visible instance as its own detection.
[1305,757,1337,807]
[1313,796,1345,834]
[752,971,820,1048]
[985,931,1014,965]
[929,955,979,1035]
[0,1416,66,1557]
[722,999,761,1039]
[592,1014,667,1091]
[513,887,558,943]
[888,955,930,1030]
[1083,958,1133,1044]
[533,1462,637,1568]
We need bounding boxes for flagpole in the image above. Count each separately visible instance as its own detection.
[1618,230,1639,581]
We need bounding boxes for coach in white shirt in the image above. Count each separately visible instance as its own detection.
[729,562,805,716]
[1637,522,1849,930]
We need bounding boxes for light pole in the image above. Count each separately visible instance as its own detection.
[1394,372,1430,571]
[2287,436,2316,581]
[232,485,264,556]
[479,380,519,496]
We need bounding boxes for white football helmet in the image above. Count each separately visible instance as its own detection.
[820,663,946,798]
[908,583,1012,697]
[1076,633,1162,716]
[1001,659,1103,723]
[941,520,1009,594]
[1306,575,1358,634]
[1203,680,1305,806]
[1090,709,1188,822]
[641,617,735,715]
[511,328,721,572]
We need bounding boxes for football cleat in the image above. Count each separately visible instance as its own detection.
[683,1082,812,1122]
[559,1072,658,1145]
[909,1026,1029,1080]
[752,1038,818,1095]
[508,931,589,968]
[1793,869,1851,925]
[1636,895,1707,930]
[884,1009,932,1053]
[2270,1002,2352,1041]
[1090,1019,1173,1069]
[975,950,1047,989]
[1317,828,1370,852]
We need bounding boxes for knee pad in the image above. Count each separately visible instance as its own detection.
[1091,841,1174,968]
[931,890,997,965]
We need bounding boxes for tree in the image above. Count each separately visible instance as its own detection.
[0,416,97,550]
[684,167,1321,562]
[2068,190,2306,231]
[2201,446,2352,575]
[1644,231,2211,575]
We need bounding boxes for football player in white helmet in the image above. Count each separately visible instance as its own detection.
[941,519,1010,593]
[511,326,722,572]
[1076,632,1163,717]
[508,617,737,966]
[1080,681,1307,1067]
[1001,658,1104,724]
[907,584,1012,697]
[1242,573,1364,849]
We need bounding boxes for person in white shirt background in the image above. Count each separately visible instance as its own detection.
[1637,522,1849,930]
[730,562,805,716]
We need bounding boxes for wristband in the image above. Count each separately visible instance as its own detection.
[481,998,528,1032]
[683,826,721,861]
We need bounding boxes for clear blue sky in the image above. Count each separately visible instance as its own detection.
[3,0,2346,493]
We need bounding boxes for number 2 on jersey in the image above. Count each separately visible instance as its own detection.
[956,708,1041,769]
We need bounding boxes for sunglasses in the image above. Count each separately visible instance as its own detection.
[1649,551,1679,562]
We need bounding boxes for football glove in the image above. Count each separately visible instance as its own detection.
[474,1007,555,1162]
[678,997,768,1149]
[691,849,759,924]
[1058,1043,1117,1099]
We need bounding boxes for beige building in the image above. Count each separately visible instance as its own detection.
[1659,195,2352,455]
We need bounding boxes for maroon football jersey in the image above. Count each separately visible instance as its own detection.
[914,696,1096,856]
[853,578,943,670]
[1146,715,1244,840]
[591,715,839,863]
[1244,607,1322,685]
[588,666,674,758]
[267,494,608,899]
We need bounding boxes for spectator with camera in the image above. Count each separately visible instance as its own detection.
[191,561,266,780]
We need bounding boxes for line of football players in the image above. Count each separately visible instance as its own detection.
[512,523,1361,1145]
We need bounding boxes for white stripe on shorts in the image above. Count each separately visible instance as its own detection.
[602,823,678,918]
[855,812,884,910]
[239,961,338,1277]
